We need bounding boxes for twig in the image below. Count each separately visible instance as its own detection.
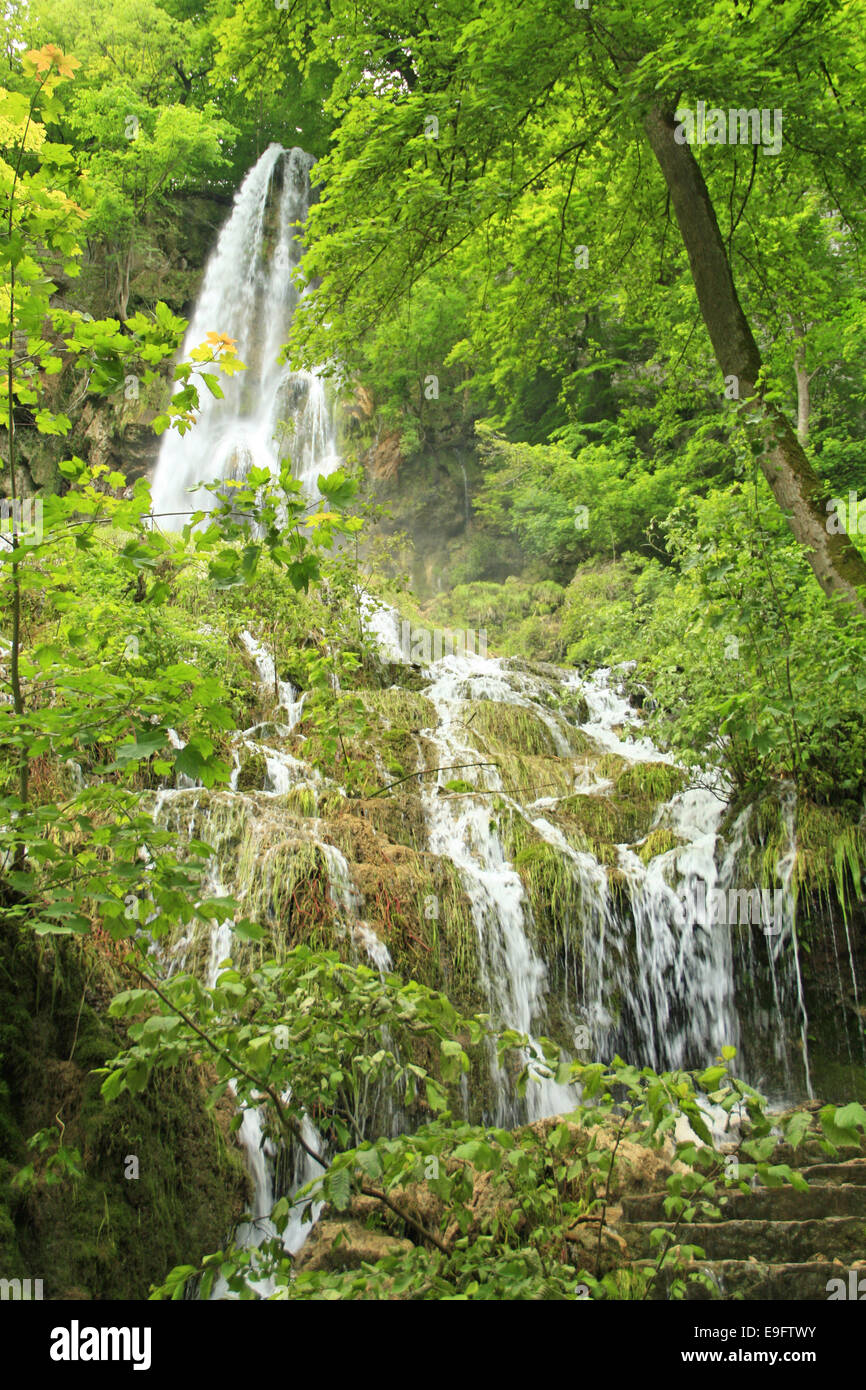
[595,1111,628,1278]
[368,762,499,798]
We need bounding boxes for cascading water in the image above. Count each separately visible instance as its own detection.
[150,601,840,1286]
[150,144,338,525]
[417,650,577,1122]
[363,602,826,1100]
[143,149,861,1294]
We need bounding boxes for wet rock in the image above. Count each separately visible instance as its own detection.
[294,1219,413,1272]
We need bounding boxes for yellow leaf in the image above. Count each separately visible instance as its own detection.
[56,52,81,79]
[26,45,55,73]
[204,331,238,353]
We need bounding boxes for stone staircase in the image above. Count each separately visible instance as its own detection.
[620,1148,866,1300]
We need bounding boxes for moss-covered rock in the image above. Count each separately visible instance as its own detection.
[724,791,866,911]
[349,794,430,852]
[463,698,587,760]
[612,762,687,804]
[0,934,247,1301]
[555,793,649,853]
[637,828,686,865]
[358,689,437,731]
[235,747,268,791]
[513,842,584,968]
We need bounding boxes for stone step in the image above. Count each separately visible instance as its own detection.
[622,1215,866,1264]
[766,1140,866,1169]
[622,1183,866,1223]
[799,1159,866,1186]
[639,1258,864,1301]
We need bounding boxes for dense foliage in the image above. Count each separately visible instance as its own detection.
[2,2,866,1305]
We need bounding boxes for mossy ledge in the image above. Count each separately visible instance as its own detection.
[0,932,247,1300]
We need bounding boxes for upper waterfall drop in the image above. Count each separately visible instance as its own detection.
[150,145,339,526]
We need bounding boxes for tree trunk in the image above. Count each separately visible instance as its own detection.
[642,106,866,612]
[793,328,811,448]
[116,245,131,322]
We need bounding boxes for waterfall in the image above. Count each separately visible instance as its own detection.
[362,601,820,1097]
[140,147,857,1294]
[417,649,577,1121]
[147,605,835,1292]
[150,144,339,525]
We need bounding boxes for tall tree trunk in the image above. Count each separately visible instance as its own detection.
[793,327,812,448]
[642,106,866,612]
[116,244,132,322]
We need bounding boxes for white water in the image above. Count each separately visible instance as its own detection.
[610,786,737,1071]
[205,870,325,1298]
[423,655,736,1083]
[415,650,576,1120]
[320,840,393,973]
[239,629,304,726]
[366,605,820,1093]
[151,605,827,1291]
[151,145,339,525]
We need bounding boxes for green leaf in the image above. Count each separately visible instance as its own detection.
[316,470,358,509]
[354,1148,383,1181]
[327,1166,352,1212]
[425,1079,447,1112]
[115,734,167,763]
[100,1069,126,1102]
[231,918,265,942]
[834,1102,866,1132]
[200,372,224,399]
[820,1105,862,1149]
[784,1111,812,1149]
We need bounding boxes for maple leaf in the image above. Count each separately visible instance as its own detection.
[204,331,238,353]
[56,51,81,79]
[24,45,80,79]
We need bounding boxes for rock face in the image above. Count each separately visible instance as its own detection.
[4,190,228,499]
[157,630,866,1109]
[143,614,863,1297]
[83,404,164,483]
[12,401,165,495]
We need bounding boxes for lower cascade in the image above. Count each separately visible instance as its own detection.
[149,604,860,1287]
